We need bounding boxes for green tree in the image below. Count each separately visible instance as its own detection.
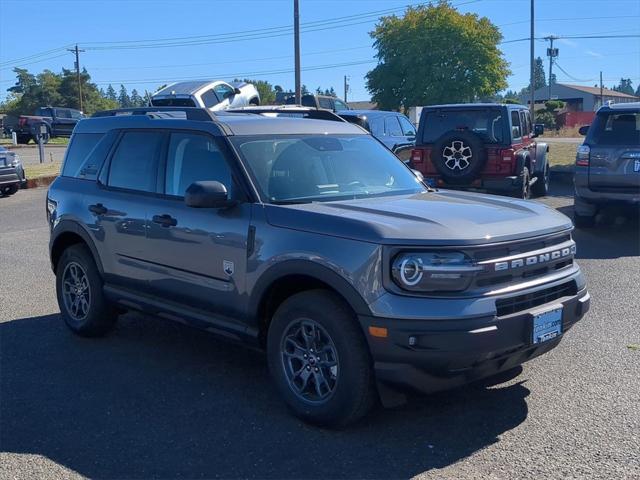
[105,84,117,102]
[366,2,509,109]
[613,78,634,95]
[130,89,143,107]
[533,57,547,90]
[301,84,310,95]
[118,84,131,108]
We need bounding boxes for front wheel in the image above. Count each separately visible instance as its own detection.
[267,290,376,427]
[2,184,19,196]
[56,244,118,336]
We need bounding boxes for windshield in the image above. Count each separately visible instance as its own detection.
[422,109,505,144]
[588,111,640,145]
[230,135,425,203]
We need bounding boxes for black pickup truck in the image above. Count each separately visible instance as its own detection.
[14,107,84,144]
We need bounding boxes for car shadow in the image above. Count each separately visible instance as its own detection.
[545,182,640,259]
[1,313,530,479]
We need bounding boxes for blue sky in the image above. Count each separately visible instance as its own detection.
[0,0,639,102]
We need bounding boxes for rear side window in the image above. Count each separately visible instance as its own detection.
[35,107,52,117]
[369,117,384,137]
[108,131,164,192]
[201,89,219,108]
[318,97,333,110]
[55,109,72,119]
[510,111,522,140]
[334,99,348,111]
[589,112,640,145]
[164,132,232,197]
[62,133,104,179]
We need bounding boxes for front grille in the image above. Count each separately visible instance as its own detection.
[495,281,577,317]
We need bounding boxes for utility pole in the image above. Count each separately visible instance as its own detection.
[293,0,301,104]
[344,75,350,102]
[67,45,85,112]
[600,71,604,107]
[546,36,558,101]
[529,0,535,122]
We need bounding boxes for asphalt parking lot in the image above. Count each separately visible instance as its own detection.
[1,185,638,479]
[7,144,67,165]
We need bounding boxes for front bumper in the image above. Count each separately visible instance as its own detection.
[359,282,590,395]
[0,166,23,187]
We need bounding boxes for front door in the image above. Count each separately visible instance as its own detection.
[143,131,251,319]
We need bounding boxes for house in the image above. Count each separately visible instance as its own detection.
[523,83,639,127]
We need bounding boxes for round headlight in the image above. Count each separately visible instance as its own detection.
[399,257,423,286]
[391,251,480,292]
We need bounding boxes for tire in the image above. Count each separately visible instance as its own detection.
[2,184,19,196]
[431,131,487,185]
[267,290,376,427]
[31,125,50,144]
[513,166,531,200]
[249,97,260,106]
[55,244,118,337]
[573,209,596,228]
[532,164,550,197]
[16,135,30,145]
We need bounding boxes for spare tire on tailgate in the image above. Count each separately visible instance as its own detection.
[431,130,486,185]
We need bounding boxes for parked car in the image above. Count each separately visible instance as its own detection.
[151,80,260,111]
[47,106,589,427]
[14,107,84,144]
[338,110,416,162]
[573,102,640,227]
[0,146,26,196]
[285,94,350,111]
[410,103,548,199]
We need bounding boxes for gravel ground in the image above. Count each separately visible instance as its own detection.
[0,185,638,480]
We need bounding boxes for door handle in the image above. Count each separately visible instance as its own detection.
[152,214,177,227]
[88,203,107,215]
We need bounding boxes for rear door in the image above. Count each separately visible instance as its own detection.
[587,110,640,189]
[53,108,76,136]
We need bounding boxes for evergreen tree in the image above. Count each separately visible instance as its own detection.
[613,78,634,95]
[533,57,547,90]
[118,84,131,108]
[130,89,143,107]
[105,84,117,102]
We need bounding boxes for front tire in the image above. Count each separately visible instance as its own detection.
[2,184,19,196]
[267,290,375,427]
[56,244,118,336]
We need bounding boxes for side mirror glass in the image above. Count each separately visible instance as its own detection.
[533,123,545,137]
[578,125,590,136]
[184,181,232,208]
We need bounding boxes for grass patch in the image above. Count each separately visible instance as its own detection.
[542,126,583,138]
[25,162,61,179]
[547,142,579,168]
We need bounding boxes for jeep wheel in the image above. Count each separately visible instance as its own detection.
[532,164,550,197]
[573,209,596,228]
[432,131,487,185]
[56,244,118,336]
[16,135,31,145]
[267,290,375,427]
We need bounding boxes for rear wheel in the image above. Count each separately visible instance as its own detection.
[573,209,596,228]
[1,185,19,196]
[267,290,375,427]
[16,135,30,144]
[56,244,118,336]
[532,164,550,197]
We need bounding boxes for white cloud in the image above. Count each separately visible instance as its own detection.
[585,50,604,58]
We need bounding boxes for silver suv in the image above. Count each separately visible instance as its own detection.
[574,102,640,227]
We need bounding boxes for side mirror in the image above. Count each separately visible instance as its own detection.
[184,181,233,208]
[578,125,590,136]
[234,87,241,95]
[533,124,545,137]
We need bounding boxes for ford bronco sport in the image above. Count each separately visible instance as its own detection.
[574,102,640,227]
[411,104,549,199]
[47,106,589,427]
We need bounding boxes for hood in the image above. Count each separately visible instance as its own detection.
[265,190,573,246]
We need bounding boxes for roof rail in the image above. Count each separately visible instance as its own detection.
[226,105,346,122]
[92,106,215,121]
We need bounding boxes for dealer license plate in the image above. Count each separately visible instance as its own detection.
[532,307,563,344]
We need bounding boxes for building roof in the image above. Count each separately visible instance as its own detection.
[560,83,638,99]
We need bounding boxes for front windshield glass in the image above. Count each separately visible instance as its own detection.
[231,135,425,203]
[422,109,505,144]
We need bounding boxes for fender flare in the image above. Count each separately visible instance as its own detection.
[247,259,372,321]
[50,219,105,275]
[533,142,549,174]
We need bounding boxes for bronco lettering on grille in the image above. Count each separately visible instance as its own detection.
[492,244,576,272]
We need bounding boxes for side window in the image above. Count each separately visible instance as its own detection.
[385,116,403,136]
[108,131,164,192]
[213,84,234,102]
[62,133,105,178]
[398,116,416,136]
[201,89,219,108]
[510,111,522,140]
[36,107,52,117]
[369,117,384,137]
[318,97,333,110]
[165,132,232,197]
[70,110,83,120]
[55,109,72,119]
[333,99,348,111]
[520,111,529,136]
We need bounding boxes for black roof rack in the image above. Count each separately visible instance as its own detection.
[92,106,215,121]
[225,106,345,122]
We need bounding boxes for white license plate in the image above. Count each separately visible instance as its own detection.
[532,306,563,344]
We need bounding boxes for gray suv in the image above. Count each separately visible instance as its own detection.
[574,102,640,227]
[47,107,590,427]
